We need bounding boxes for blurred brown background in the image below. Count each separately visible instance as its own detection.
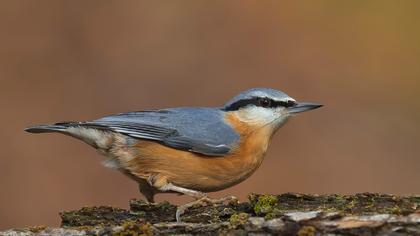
[1,0,420,229]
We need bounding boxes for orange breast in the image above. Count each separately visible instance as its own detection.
[117,112,275,192]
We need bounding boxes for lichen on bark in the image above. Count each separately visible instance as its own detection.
[2,193,420,235]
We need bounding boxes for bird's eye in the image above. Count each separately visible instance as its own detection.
[259,98,271,108]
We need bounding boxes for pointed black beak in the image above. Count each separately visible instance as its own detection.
[288,102,323,114]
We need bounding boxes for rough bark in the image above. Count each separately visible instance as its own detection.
[2,193,420,235]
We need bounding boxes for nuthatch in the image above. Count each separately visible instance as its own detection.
[26,88,322,221]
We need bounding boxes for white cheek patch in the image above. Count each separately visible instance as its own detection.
[236,106,279,124]
[67,127,113,149]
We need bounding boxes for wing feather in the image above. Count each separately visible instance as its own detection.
[82,108,239,156]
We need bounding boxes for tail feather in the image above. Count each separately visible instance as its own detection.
[25,122,114,150]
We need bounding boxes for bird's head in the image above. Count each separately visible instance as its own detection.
[222,88,322,130]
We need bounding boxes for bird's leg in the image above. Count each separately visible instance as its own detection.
[138,179,157,203]
[160,183,237,222]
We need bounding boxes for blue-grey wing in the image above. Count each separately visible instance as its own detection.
[86,108,240,156]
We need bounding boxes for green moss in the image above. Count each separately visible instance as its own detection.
[60,206,136,227]
[345,199,356,212]
[334,195,347,204]
[229,213,249,228]
[73,225,95,231]
[58,193,420,234]
[247,193,420,218]
[387,205,402,215]
[253,195,278,216]
[155,201,173,211]
[113,221,153,236]
[264,212,278,220]
[28,225,46,233]
[297,226,316,236]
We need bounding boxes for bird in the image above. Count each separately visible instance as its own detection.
[25,88,322,221]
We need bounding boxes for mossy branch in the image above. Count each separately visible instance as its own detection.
[2,193,420,235]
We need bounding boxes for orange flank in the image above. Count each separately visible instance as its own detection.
[115,111,276,193]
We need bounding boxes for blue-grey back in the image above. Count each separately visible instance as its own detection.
[89,108,240,156]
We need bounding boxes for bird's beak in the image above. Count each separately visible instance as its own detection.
[288,102,323,114]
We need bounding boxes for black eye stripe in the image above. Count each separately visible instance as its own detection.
[271,99,297,108]
[224,97,296,111]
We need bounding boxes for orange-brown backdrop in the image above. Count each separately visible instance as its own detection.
[1,1,420,229]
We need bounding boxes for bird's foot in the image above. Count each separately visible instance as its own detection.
[176,195,237,222]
